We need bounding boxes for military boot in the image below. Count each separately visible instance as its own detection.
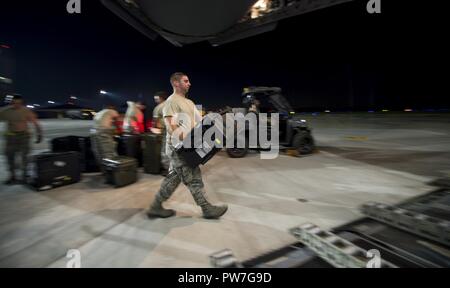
[200,203,228,219]
[146,199,175,218]
[3,175,17,185]
[190,189,228,219]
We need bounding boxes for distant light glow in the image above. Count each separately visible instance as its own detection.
[382,109,389,112]
[254,0,268,9]
[48,101,55,104]
[70,96,78,99]
[33,104,41,107]
[0,76,13,84]
[368,110,375,113]
[0,44,10,49]
[404,108,413,112]
[100,90,107,95]
[324,110,330,113]
[27,105,34,109]
[251,0,269,19]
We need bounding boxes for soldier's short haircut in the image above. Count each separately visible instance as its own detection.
[170,72,187,85]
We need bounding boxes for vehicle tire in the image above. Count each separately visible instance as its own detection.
[226,147,248,158]
[226,133,249,158]
[292,131,315,155]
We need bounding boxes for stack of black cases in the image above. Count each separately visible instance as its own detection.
[28,151,81,191]
[176,114,224,168]
[102,156,138,188]
[142,133,162,174]
[51,135,100,173]
[116,134,143,167]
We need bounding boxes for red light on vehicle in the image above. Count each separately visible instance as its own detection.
[0,44,11,49]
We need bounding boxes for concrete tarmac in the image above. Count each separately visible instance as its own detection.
[0,113,449,267]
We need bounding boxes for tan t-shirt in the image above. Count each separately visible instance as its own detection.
[152,102,166,129]
[163,94,202,146]
[0,105,36,132]
[93,109,119,130]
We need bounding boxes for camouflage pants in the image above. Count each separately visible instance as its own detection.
[155,145,208,206]
[4,132,30,176]
[90,129,118,169]
[160,132,170,170]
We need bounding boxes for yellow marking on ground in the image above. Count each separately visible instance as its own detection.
[286,149,300,157]
[344,136,368,141]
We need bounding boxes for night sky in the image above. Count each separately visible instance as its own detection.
[1,0,448,111]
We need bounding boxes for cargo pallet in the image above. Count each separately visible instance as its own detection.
[210,179,450,268]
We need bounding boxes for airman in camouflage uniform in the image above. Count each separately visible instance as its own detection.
[147,73,228,219]
[90,105,120,170]
[0,95,42,184]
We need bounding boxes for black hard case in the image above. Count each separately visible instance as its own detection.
[28,151,81,191]
[142,133,162,174]
[102,156,138,188]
